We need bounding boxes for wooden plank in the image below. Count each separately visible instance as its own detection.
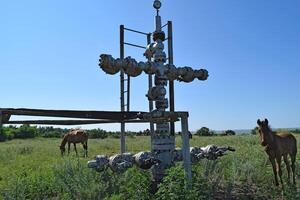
[5,119,149,125]
[0,108,144,121]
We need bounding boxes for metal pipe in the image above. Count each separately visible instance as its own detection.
[124,42,146,49]
[168,21,175,136]
[147,33,155,150]
[0,111,2,137]
[120,25,126,154]
[161,23,168,29]
[124,27,149,35]
[127,77,130,112]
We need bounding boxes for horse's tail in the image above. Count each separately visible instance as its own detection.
[290,134,297,156]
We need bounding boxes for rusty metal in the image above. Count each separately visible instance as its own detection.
[147,33,155,140]
[0,108,143,121]
[5,119,149,125]
[124,42,146,49]
[124,27,148,35]
[168,21,175,136]
[0,111,2,136]
[120,24,126,153]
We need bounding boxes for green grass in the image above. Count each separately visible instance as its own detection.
[0,135,299,199]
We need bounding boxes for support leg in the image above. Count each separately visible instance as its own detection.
[120,122,126,153]
[0,111,3,138]
[180,113,192,182]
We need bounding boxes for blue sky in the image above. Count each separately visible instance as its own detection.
[1,0,300,131]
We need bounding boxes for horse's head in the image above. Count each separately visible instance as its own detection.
[59,145,66,156]
[257,118,274,146]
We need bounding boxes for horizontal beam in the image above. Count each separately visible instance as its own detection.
[124,27,149,35]
[0,108,145,121]
[5,119,149,125]
[124,42,146,49]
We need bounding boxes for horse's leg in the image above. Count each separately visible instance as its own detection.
[73,143,78,156]
[283,154,291,184]
[82,141,88,158]
[276,156,283,187]
[270,157,279,186]
[68,142,70,155]
[81,142,85,157]
[85,141,88,158]
[290,153,296,185]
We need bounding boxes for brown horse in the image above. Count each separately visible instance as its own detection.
[60,129,88,157]
[257,119,297,186]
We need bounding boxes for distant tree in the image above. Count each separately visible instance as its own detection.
[38,126,66,138]
[3,126,17,140]
[251,126,259,135]
[14,124,37,139]
[176,131,193,138]
[224,130,236,136]
[196,127,213,136]
[86,128,108,139]
[291,129,300,134]
[0,127,6,142]
[143,129,151,136]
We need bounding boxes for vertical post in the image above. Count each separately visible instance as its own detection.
[120,25,126,153]
[181,112,192,182]
[168,21,175,136]
[127,76,130,112]
[0,111,3,137]
[147,33,155,144]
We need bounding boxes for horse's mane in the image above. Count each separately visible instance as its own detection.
[268,125,290,137]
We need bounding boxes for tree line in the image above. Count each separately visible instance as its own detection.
[0,125,152,142]
[194,127,236,136]
[2,124,298,142]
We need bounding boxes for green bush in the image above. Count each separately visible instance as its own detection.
[0,127,6,142]
[14,125,37,139]
[220,130,236,136]
[196,127,214,136]
[251,126,259,135]
[0,126,17,141]
[87,129,108,139]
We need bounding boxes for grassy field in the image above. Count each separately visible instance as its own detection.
[0,134,299,199]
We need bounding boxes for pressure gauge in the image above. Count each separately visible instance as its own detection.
[153,0,161,10]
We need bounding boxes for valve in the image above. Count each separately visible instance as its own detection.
[87,155,109,172]
[99,54,120,75]
[109,153,134,172]
[123,57,142,77]
[133,151,160,170]
[147,86,166,101]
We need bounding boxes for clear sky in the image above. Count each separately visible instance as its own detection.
[1,0,300,132]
